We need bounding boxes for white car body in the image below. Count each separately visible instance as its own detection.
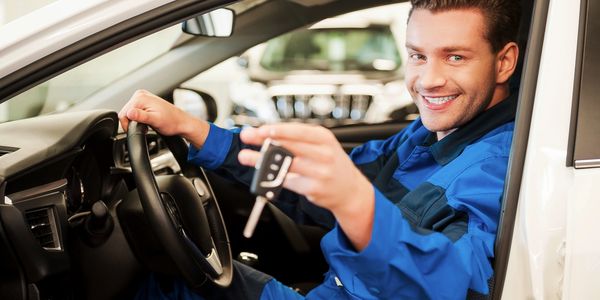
[0,0,599,299]
[502,0,600,298]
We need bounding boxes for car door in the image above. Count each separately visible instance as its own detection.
[498,0,600,298]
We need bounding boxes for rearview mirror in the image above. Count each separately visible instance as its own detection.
[182,8,234,37]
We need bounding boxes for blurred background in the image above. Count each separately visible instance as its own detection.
[0,1,417,128]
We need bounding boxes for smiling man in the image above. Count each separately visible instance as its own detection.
[126,0,521,299]
[406,1,519,141]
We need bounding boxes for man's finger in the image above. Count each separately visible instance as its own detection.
[240,127,269,146]
[118,102,133,132]
[286,156,333,180]
[257,123,334,144]
[126,108,151,125]
[274,140,334,163]
[238,149,261,167]
[119,114,130,132]
[282,173,321,203]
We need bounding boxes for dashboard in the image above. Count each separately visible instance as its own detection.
[0,110,181,299]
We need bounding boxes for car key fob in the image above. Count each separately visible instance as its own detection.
[243,139,294,238]
[250,138,294,200]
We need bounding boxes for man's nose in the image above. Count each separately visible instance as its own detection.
[417,61,446,90]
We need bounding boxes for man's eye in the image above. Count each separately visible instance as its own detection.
[448,55,463,62]
[409,54,425,62]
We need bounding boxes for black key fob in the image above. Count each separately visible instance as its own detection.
[250,138,294,200]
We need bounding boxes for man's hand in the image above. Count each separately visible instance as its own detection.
[118,90,209,148]
[239,123,375,251]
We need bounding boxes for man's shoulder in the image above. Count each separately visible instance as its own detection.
[429,121,515,187]
[467,120,515,157]
[453,120,515,169]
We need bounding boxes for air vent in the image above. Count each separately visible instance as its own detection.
[0,146,19,158]
[24,207,61,251]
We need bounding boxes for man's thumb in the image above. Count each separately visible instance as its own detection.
[127,108,151,124]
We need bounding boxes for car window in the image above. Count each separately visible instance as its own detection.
[179,3,415,129]
[0,24,182,123]
[260,26,401,72]
[568,0,600,168]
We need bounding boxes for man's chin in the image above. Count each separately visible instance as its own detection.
[420,120,455,134]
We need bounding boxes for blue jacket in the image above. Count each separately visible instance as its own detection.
[188,94,516,299]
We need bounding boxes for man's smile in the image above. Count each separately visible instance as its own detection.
[421,94,459,110]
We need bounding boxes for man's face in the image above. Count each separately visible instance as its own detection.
[405,8,500,136]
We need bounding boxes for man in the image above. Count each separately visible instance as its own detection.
[123,0,520,298]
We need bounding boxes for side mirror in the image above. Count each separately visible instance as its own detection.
[182,8,234,37]
[173,88,217,123]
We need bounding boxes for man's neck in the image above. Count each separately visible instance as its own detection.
[436,128,457,141]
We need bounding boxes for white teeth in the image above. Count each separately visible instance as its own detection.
[424,95,457,104]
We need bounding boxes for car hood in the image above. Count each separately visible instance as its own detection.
[251,70,403,85]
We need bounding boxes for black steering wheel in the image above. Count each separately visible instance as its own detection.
[127,121,232,288]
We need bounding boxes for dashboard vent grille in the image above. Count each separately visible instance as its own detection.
[24,207,61,250]
[0,146,19,158]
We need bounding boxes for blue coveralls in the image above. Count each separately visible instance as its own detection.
[138,93,516,299]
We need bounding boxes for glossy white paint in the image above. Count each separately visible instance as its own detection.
[0,0,172,78]
[564,167,600,298]
[502,0,600,298]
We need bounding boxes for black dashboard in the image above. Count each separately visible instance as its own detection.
[0,110,177,299]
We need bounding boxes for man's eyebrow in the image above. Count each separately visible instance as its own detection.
[441,46,474,53]
[405,43,422,51]
[405,44,474,53]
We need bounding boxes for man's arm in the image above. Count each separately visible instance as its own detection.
[317,154,508,299]
[118,90,210,149]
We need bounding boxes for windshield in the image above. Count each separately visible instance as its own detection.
[0,24,181,123]
[259,26,402,72]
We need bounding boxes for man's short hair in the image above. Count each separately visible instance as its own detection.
[409,0,521,52]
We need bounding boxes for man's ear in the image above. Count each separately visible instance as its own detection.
[496,42,519,84]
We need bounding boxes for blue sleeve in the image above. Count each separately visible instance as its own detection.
[320,157,505,299]
[187,123,236,170]
[259,279,304,300]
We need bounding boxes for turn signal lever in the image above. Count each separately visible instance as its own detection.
[80,200,114,247]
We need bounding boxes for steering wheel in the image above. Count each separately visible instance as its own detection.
[127,121,232,288]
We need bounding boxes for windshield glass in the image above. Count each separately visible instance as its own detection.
[259,26,401,72]
[0,24,181,123]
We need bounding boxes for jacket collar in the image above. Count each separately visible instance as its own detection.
[425,92,518,165]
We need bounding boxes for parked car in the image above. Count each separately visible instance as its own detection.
[0,0,598,299]
[228,4,414,127]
